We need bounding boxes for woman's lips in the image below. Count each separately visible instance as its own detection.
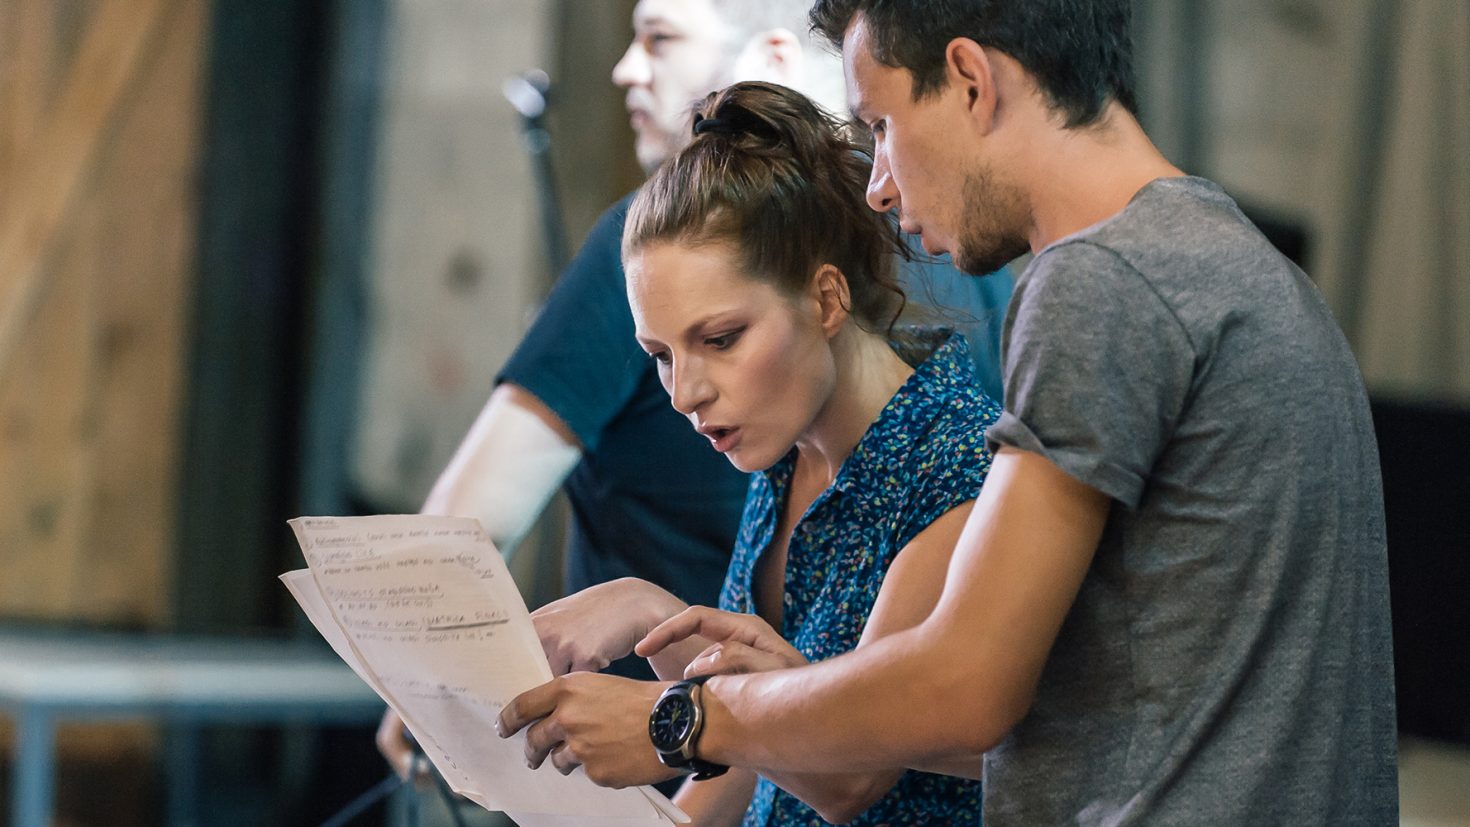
[707,426,741,454]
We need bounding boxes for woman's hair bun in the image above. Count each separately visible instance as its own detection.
[691,103,776,141]
[626,81,907,336]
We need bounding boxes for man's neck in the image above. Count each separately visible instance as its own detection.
[1020,103,1186,251]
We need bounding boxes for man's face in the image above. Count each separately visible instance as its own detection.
[613,0,739,173]
[844,16,1029,275]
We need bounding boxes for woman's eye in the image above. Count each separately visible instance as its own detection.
[650,351,672,365]
[705,329,743,350]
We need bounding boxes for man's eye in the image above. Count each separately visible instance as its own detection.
[871,119,886,136]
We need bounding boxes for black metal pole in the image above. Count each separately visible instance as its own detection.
[504,69,569,277]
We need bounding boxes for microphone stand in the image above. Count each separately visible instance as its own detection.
[503,69,569,278]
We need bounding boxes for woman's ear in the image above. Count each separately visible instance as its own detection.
[812,264,852,339]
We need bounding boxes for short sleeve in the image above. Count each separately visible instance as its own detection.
[497,194,647,452]
[986,241,1195,507]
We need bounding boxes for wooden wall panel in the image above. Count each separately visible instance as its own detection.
[0,200,97,616]
[0,1,56,216]
[0,0,203,625]
[80,0,203,623]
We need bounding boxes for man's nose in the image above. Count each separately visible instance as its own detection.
[612,43,648,88]
[866,150,899,214]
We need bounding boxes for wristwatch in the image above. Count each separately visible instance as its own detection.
[648,676,728,780]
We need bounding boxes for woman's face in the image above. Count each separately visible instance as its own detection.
[627,241,837,473]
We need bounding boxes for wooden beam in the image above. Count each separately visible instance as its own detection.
[0,1,54,228]
[0,0,173,383]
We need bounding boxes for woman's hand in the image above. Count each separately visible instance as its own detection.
[638,606,806,678]
[683,637,808,679]
[533,578,686,675]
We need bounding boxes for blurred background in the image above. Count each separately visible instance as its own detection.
[0,0,1465,825]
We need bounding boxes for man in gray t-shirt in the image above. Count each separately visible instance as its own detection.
[983,175,1397,823]
[494,3,1397,823]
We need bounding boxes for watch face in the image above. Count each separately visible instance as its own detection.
[650,694,694,751]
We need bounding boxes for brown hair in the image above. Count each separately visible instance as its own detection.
[622,81,906,334]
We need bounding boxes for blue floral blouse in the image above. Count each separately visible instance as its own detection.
[719,330,1000,826]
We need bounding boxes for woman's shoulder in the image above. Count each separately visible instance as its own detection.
[905,391,998,483]
[901,331,1002,461]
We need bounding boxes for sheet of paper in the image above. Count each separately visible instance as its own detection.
[281,570,387,695]
[282,514,686,824]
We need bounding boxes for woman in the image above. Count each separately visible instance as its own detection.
[529,81,999,826]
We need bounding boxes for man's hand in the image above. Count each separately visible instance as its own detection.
[496,672,682,788]
[376,707,425,782]
[640,607,807,678]
[533,578,686,675]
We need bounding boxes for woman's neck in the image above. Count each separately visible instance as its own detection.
[793,325,915,485]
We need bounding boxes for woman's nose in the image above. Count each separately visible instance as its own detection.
[669,359,714,416]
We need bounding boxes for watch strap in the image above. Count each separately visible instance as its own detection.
[652,675,728,780]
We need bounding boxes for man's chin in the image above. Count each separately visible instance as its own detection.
[955,238,1030,276]
[633,133,679,175]
[917,234,946,258]
[635,148,664,176]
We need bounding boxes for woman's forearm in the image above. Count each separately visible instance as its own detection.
[670,768,758,827]
[757,767,905,825]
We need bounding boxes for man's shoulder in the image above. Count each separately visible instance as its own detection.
[1021,177,1293,340]
[549,191,641,293]
[1038,177,1272,283]
[582,191,639,248]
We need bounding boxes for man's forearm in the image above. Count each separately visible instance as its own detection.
[696,618,1013,775]
[421,383,581,556]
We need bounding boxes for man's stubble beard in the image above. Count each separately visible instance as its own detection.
[953,161,1031,276]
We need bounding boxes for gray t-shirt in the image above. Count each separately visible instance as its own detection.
[984,177,1397,825]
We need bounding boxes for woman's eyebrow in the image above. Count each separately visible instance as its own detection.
[683,311,744,338]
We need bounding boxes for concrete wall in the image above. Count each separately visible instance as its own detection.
[1139,0,1470,403]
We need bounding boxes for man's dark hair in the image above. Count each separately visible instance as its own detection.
[810,0,1138,128]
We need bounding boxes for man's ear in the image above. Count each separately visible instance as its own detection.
[733,27,803,85]
[945,37,1000,134]
[812,264,853,339]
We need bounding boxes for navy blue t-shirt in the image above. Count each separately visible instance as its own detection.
[498,195,748,619]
